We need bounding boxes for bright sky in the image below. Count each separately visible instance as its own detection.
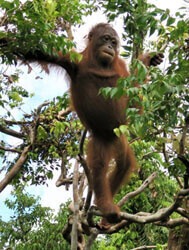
[0,0,187,221]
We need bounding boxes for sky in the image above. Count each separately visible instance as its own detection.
[0,0,187,221]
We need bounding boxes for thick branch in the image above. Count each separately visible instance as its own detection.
[0,145,31,192]
[118,190,185,224]
[88,187,189,235]
[0,124,25,139]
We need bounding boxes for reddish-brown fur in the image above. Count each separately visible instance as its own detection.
[15,23,163,223]
[71,24,136,222]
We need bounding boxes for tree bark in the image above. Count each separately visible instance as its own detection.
[168,198,189,250]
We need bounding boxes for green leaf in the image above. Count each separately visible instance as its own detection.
[160,12,168,22]
[110,87,119,99]
[70,51,83,62]
[37,125,48,140]
[9,91,22,102]
[167,16,175,26]
[119,125,128,135]
[114,128,121,137]
[99,87,112,98]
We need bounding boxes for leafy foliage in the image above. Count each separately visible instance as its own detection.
[0,185,70,249]
[0,0,92,63]
[0,0,189,249]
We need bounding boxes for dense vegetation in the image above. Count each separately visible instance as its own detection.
[0,0,188,249]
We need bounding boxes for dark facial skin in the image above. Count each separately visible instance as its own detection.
[88,26,119,67]
[96,33,118,66]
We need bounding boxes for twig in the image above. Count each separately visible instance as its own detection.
[78,154,93,214]
[120,188,188,224]
[142,151,159,159]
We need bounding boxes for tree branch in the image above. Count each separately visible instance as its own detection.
[0,145,31,192]
[29,101,50,145]
[0,124,25,139]
[63,171,189,247]
[176,207,189,219]
[179,114,189,156]
[131,246,157,250]
[118,172,157,207]
[118,189,187,224]
[155,217,189,228]
[178,114,189,189]
[57,106,72,120]
[3,119,30,125]
[71,160,80,250]
[0,145,21,153]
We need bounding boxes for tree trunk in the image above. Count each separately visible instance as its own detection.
[168,198,189,250]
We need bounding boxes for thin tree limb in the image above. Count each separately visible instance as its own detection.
[3,119,31,125]
[64,21,74,41]
[0,124,25,139]
[0,145,21,153]
[57,106,72,120]
[131,246,157,250]
[155,217,189,228]
[56,152,67,187]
